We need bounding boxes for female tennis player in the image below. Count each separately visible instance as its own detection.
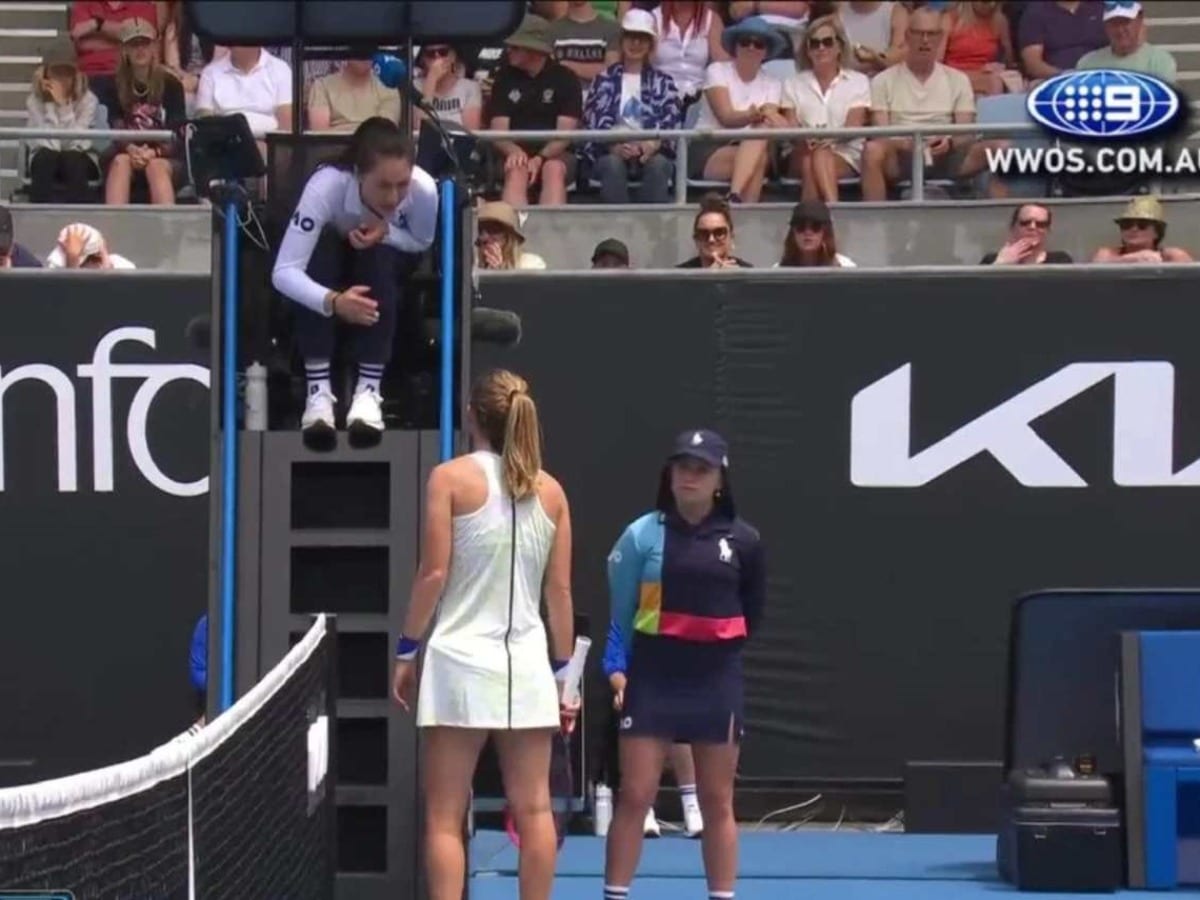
[603,429,766,900]
[271,116,438,442]
[391,368,578,900]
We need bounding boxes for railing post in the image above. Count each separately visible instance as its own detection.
[675,135,689,206]
[911,128,925,202]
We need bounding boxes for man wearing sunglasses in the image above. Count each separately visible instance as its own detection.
[981,204,1073,265]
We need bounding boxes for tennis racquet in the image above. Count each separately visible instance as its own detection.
[506,637,591,848]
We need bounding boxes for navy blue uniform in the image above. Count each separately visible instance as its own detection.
[604,508,765,743]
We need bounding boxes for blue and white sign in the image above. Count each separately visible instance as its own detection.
[1026,69,1181,141]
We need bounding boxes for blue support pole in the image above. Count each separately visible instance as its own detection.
[439,178,456,463]
[219,199,239,712]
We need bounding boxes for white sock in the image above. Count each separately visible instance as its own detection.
[603,885,629,900]
[305,360,331,398]
[356,362,384,394]
[709,892,734,900]
[680,783,699,811]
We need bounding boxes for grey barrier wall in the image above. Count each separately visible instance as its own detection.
[0,272,211,787]
[474,265,1200,785]
[6,205,213,273]
[509,195,1200,270]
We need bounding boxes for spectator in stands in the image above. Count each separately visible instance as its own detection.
[0,206,42,269]
[728,1,812,29]
[981,203,1073,264]
[1016,0,1105,85]
[649,1,730,109]
[160,0,220,109]
[938,0,1021,95]
[1077,1,1175,80]
[308,55,401,132]
[678,194,753,268]
[533,0,568,19]
[96,18,184,206]
[271,119,438,441]
[690,17,788,203]
[777,199,856,266]
[266,45,337,96]
[69,0,159,82]
[25,39,101,204]
[581,10,682,204]
[189,613,207,730]
[781,13,869,203]
[474,201,547,270]
[196,45,293,148]
[488,16,583,208]
[45,222,137,268]
[413,44,483,131]
[549,0,622,89]
[1091,196,1194,264]
[861,6,1007,200]
[839,1,908,75]
[592,237,631,267]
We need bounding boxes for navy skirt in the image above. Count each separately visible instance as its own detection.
[617,639,745,745]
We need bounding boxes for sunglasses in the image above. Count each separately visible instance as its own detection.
[808,36,837,50]
[1017,218,1049,229]
[695,227,730,241]
[792,220,825,233]
[1118,218,1155,230]
[423,46,451,58]
[737,38,768,50]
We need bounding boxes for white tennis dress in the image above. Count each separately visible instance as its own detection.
[416,451,561,729]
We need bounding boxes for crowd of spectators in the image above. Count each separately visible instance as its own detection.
[7,1,1182,209]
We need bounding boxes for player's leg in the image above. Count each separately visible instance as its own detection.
[692,719,741,898]
[422,726,490,900]
[493,727,558,900]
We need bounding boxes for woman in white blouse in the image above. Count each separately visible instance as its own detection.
[648,1,729,107]
[780,13,870,202]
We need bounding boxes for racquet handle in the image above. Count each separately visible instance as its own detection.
[559,637,591,707]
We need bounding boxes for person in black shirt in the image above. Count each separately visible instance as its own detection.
[677,194,754,269]
[487,15,583,207]
[980,203,1073,265]
[0,206,42,268]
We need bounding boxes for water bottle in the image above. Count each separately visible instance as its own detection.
[593,783,613,837]
[244,362,268,432]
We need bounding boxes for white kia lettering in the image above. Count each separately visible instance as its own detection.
[0,327,210,496]
[850,362,1200,488]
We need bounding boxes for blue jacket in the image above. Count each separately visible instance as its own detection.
[602,510,765,677]
[580,62,683,165]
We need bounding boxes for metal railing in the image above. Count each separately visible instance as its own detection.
[5,120,1200,203]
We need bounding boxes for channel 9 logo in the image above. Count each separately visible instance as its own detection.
[1027,69,1182,140]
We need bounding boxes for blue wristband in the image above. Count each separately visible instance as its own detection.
[395,636,421,661]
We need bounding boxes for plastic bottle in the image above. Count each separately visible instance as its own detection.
[593,783,613,837]
[244,362,267,431]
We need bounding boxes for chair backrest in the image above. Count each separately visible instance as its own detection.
[763,59,797,82]
[1139,630,1200,734]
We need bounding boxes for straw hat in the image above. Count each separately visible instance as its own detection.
[1115,195,1165,224]
[477,201,525,242]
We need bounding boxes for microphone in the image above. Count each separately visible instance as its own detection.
[372,52,435,114]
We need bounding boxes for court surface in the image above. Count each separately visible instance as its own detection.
[470,829,1154,898]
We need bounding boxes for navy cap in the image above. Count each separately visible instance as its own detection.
[669,429,729,469]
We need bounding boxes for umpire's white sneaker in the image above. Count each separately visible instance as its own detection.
[301,389,336,436]
[347,385,385,438]
[643,807,661,837]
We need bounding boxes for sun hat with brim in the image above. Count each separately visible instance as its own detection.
[1114,195,1165,225]
[40,37,77,69]
[119,16,158,44]
[721,16,788,58]
[503,15,554,56]
[620,9,658,42]
[477,201,526,242]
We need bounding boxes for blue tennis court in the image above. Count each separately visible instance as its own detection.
[470,830,1155,899]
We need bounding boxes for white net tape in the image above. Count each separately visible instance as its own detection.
[0,613,327,830]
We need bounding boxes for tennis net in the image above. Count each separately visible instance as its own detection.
[0,614,336,900]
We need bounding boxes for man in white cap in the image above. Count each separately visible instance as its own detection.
[1077,1,1176,80]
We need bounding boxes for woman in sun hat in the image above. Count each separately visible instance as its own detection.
[602,429,767,900]
[689,16,789,202]
[1091,195,1194,264]
[474,200,547,270]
